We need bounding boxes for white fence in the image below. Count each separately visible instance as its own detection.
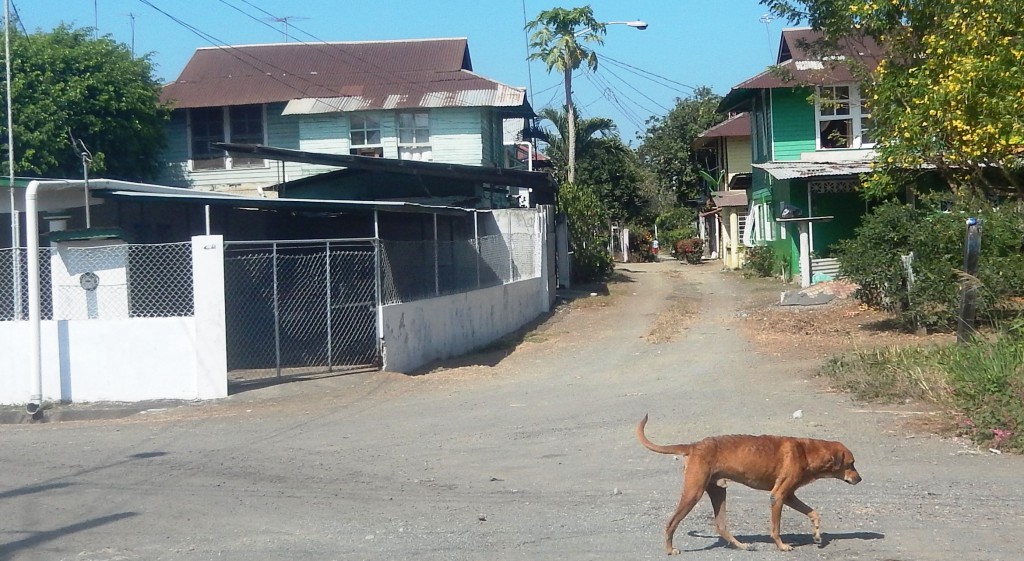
[0,236,227,404]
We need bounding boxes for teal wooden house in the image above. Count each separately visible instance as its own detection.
[719,28,883,286]
[157,38,538,206]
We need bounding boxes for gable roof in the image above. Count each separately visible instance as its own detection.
[161,38,532,115]
[694,112,750,147]
[719,28,884,112]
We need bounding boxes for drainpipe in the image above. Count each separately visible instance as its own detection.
[24,179,70,414]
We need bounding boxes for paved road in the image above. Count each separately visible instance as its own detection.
[2,262,1021,561]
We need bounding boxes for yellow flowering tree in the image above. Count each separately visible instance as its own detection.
[763,0,1024,198]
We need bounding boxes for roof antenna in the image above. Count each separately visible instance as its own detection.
[759,14,776,64]
[68,130,94,229]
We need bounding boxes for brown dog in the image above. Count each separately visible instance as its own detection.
[637,414,861,554]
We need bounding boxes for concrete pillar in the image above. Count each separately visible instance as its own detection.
[191,235,228,399]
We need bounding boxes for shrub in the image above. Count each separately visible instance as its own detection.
[674,238,704,264]
[559,182,613,283]
[743,244,776,278]
[628,228,656,262]
[835,199,1024,331]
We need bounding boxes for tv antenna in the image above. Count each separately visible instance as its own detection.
[266,15,308,42]
[759,14,776,63]
[125,12,137,56]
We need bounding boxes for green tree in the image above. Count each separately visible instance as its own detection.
[559,181,613,283]
[636,86,724,204]
[3,25,169,181]
[526,6,606,185]
[762,0,1024,199]
[538,106,658,225]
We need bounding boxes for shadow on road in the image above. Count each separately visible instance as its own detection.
[683,529,885,551]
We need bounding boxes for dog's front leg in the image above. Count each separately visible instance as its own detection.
[784,495,821,544]
[768,492,793,551]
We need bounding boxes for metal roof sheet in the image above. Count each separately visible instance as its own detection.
[161,38,530,113]
[711,190,749,208]
[753,161,873,180]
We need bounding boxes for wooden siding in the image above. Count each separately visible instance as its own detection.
[161,104,494,191]
[432,108,484,165]
[726,137,752,180]
[771,88,816,161]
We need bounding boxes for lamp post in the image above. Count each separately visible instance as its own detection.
[564,20,647,185]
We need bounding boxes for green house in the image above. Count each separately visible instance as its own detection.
[719,28,883,286]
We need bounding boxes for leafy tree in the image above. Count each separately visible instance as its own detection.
[558,181,613,283]
[636,87,724,204]
[762,0,1024,199]
[2,24,169,181]
[537,106,655,224]
[526,6,605,185]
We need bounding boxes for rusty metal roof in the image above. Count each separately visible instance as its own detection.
[694,113,750,147]
[711,190,749,208]
[719,28,884,111]
[161,38,531,114]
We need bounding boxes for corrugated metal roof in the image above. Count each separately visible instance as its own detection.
[161,38,530,113]
[711,190,748,208]
[694,113,750,147]
[753,161,873,180]
[719,28,884,111]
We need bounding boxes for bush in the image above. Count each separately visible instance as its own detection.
[673,238,704,264]
[559,182,613,284]
[835,199,1024,331]
[743,244,776,278]
[628,228,657,262]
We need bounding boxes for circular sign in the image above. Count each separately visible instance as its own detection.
[80,271,99,291]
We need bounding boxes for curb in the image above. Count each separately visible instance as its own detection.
[0,400,190,425]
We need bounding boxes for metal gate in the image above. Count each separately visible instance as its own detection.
[223,239,379,384]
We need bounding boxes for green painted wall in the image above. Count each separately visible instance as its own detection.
[771,88,816,161]
[811,191,864,258]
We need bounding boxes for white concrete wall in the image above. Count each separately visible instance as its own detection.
[380,276,546,373]
[0,236,228,404]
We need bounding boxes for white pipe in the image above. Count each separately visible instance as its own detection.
[24,179,72,412]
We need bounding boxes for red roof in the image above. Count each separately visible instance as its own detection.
[696,113,750,142]
[719,28,884,111]
[161,38,531,113]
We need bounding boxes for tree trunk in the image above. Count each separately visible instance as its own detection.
[564,64,576,185]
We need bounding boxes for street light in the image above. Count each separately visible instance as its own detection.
[564,20,647,184]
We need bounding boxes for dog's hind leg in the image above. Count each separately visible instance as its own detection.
[664,475,706,555]
[706,483,748,550]
[784,494,821,544]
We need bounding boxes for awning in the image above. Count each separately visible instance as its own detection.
[95,190,473,216]
[753,161,874,181]
[711,190,748,208]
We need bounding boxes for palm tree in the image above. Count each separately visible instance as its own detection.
[526,7,606,185]
[536,106,617,184]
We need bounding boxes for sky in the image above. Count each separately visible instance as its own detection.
[15,0,791,144]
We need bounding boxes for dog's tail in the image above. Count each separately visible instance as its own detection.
[636,414,693,456]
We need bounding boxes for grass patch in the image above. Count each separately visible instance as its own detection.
[824,337,1024,453]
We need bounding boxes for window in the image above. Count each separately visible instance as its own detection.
[816,85,873,150]
[188,104,266,170]
[398,112,432,161]
[350,114,383,157]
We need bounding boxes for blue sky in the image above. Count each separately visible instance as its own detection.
[16,0,790,143]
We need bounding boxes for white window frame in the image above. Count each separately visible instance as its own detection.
[187,104,267,171]
[815,84,873,150]
[397,111,431,161]
[350,113,384,157]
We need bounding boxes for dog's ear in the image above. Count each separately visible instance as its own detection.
[832,453,843,471]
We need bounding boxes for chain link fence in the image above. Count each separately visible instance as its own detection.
[380,232,539,305]
[1,242,193,322]
[223,240,379,380]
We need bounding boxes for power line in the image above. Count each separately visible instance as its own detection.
[598,53,697,93]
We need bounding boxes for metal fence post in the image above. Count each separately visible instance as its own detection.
[325,240,333,372]
[956,217,982,343]
[272,242,281,377]
[433,213,439,296]
[474,211,480,289]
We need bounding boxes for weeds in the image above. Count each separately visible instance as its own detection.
[824,337,1024,452]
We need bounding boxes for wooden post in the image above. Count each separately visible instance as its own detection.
[956,218,982,343]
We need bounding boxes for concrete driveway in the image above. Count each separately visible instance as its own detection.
[1,261,1021,560]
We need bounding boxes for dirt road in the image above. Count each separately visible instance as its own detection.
[1,261,1021,560]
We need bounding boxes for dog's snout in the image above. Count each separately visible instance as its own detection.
[845,471,862,485]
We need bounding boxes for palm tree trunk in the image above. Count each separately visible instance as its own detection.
[564,63,576,185]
